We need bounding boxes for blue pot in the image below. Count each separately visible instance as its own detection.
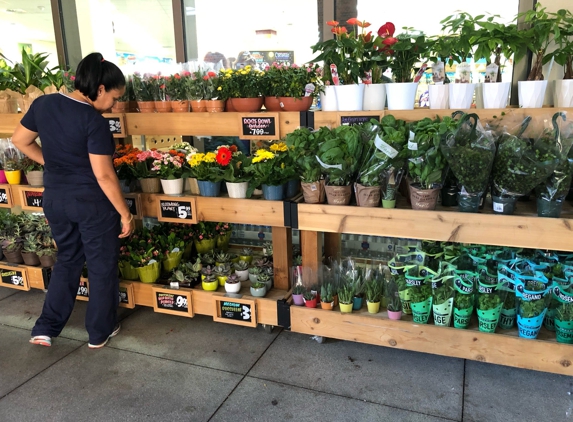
[285,179,300,198]
[262,184,284,201]
[352,296,363,310]
[198,180,221,197]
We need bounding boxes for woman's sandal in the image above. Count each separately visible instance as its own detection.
[29,335,52,347]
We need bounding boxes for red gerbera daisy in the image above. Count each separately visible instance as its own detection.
[216,147,232,166]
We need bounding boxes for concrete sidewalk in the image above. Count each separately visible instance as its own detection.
[0,288,571,422]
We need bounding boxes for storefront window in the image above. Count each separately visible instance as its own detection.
[74,0,176,71]
[185,0,319,68]
[0,1,58,66]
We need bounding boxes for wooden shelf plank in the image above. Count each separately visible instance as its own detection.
[125,111,302,137]
[290,306,573,375]
[0,114,21,135]
[298,202,573,252]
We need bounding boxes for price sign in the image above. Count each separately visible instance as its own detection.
[213,296,257,327]
[119,281,135,309]
[21,188,44,211]
[152,286,194,317]
[238,113,280,140]
[124,194,142,220]
[157,195,197,224]
[76,278,89,301]
[102,113,126,138]
[0,265,29,291]
[0,185,12,208]
[340,115,380,126]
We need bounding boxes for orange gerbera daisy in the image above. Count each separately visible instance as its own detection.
[216,147,232,166]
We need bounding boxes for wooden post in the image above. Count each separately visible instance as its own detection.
[323,232,341,262]
[300,230,323,272]
[272,226,292,291]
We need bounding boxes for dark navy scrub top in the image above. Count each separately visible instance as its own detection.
[20,93,114,200]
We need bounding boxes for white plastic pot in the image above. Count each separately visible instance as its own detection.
[334,84,365,111]
[482,82,511,109]
[449,83,475,109]
[428,84,449,109]
[386,82,419,110]
[362,83,386,111]
[518,80,548,108]
[320,85,338,111]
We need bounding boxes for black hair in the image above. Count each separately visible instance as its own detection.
[74,52,126,101]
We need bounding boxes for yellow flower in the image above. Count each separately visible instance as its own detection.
[270,142,288,152]
[240,70,247,75]
[260,71,265,76]
[252,149,276,163]
[225,68,233,74]
[281,162,285,169]
[217,86,222,91]
[189,153,205,167]
[204,152,217,163]
[245,65,252,71]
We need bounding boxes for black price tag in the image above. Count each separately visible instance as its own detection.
[155,291,191,314]
[103,113,126,138]
[118,282,135,309]
[238,113,280,140]
[0,188,8,205]
[340,115,380,126]
[24,190,43,208]
[157,196,197,224]
[1,269,24,287]
[126,197,137,216]
[77,279,89,300]
[219,300,252,322]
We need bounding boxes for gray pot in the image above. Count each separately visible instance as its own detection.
[26,170,44,187]
[250,286,267,297]
[492,195,518,215]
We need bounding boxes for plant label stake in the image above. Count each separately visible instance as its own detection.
[330,64,340,85]
[413,63,428,83]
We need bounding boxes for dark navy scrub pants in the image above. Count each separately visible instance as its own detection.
[31,194,121,344]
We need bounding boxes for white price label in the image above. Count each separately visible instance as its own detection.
[493,202,504,213]
[374,135,398,158]
[408,140,418,151]
[316,156,343,170]
[178,205,190,219]
[242,305,251,320]
[310,183,317,192]
[12,275,23,286]
[176,296,188,308]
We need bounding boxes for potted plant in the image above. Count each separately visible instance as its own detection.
[245,143,295,200]
[365,277,383,314]
[385,25,429,110]
[214,263,231,287]
[132,149,164,193]
[151,150,187,196]
[37,246,57,268]
[277,63,321,111]
[20,232,40,266]
[157,231,184,273]
[165,70,191,112]
[426,34,459,108]
[361,23,394,110]
[384,270,403,320]
[311,18,372,111]
[250,280,267,297]
[440,113,497,212]
[248,266,262,283]
[1,222,23,264]
[193,222,217,254]
[202,273,219,291]
[431,274,455,327]
[292,284,305,306]
[3,145,23,185]
[215,251,231,266]
[406,266,434,324]
[238,247,253,264]
[188,151,225,197]
[320,282,335,310]
[224,273,241,294]
[199,252,216,267]
[554,285,573,344]
[476,263,505,333]
[551,9,573,107]
[113,144,140,193]
[202,70,225,112]
[131,72,156,113]
[303,290,317,308]
[515,276,552,339]
[217,65,264,112]
[337,284,354,313]
[315,125,364,205]
[20,156,43,187]
[516,4,559,107]
[234,261,249,281]
[220,145,252,198]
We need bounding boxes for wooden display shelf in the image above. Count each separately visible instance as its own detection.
[0,113,21,135]
[298,198,573,252]
[290,305,573,376]
[130,280,286,327]
[124,111,302,137]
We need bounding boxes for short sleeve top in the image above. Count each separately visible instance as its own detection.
[20,93,114,199]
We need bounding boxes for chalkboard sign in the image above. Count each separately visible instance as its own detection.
[118,282,135,309]
[76,279,89,301]
[238,113,280,140]
[21,188,43,210]
[340,115,380,126]
[0,185,12,208]
[0,265,29,291]
[152,286,194,317]
[103,113,126,138]
[213,296,257,327]
[157,195,197,224]
[124,194,142,220]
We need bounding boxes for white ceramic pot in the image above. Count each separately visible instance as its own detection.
[235,269,249,281]
[226,181,249,199]
[386,82,418,110]
[334,84,365,111]
[482,82,511,109]
[362,83,386,111]
[554,80,573,108]
[428,84,449,109]
[225,281,241,294]
[320,85,338,111]
[160,178,184,196]
[518,80,548,108]
[449,83,475,109]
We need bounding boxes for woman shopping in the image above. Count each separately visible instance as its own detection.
[11,52,135,349]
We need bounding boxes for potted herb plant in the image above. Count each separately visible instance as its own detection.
[452,273,475,329]
[476,262,505,333]
[407,266,434,324]
[432,274,455,327]
[292,284,305,306]
[365,277,383,314]
[515,275,552,339]
[337,284,354,313]
[554,285,573,344]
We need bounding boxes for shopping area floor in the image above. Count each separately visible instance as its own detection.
[1,287,572,422]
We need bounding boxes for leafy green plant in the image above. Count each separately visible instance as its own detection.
[321,283,334,303]
[293,284,305,295]
[550,9,573,80]
[439,13,477,65]
[285,127,325,183]
[316,125,364,186]
[390,28,429,83]
[1,49,51,95]
[337,284,355,304]
[432,277,454,306]
[365,278,383,303]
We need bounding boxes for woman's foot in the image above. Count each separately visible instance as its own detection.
[88,323,121,349]
[29,335,52,347]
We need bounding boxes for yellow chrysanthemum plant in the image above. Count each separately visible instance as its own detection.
[244,142,296,187]
[216,65,263,100]
[187,151,225,182]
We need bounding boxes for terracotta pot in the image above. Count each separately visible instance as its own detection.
[264,96,282,111]
[22,251,40,266]
[171,100,190,112]
[320,301,334,310]
[154,101,172,113]
[136,101,155,113]
[190,100,206,112]
[139,177,161,193]
[3,248,23,264]
[25,170,44,187]
[205,99,225,112]
[278,96,312,111]
[111,101,128,113]
[225,99,236,112]
[230,97,263,112]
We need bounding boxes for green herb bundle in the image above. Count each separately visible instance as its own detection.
[285,127,325,183]
[315,125,364,186]
[516,277,551,319]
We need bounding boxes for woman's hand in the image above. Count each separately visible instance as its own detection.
[119,214,135,238]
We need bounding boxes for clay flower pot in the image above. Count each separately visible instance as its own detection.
[230,97,263,112]
[205,99,225,112]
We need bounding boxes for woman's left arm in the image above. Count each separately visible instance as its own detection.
[11,124,44,165]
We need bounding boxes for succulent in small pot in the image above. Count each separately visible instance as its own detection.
[215,251,231,265]
[225,273,242,294]
[250,280,267,297]
[303,290,317,308]
[200,265,214,280]
[234,260,249,271]
[238,247,253,263]
[258,272,272,291]
[21,232,41,266]
[248,266,261,283]
[199,252,216,266]
[214,263,231,286]
[202,273,219,291]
